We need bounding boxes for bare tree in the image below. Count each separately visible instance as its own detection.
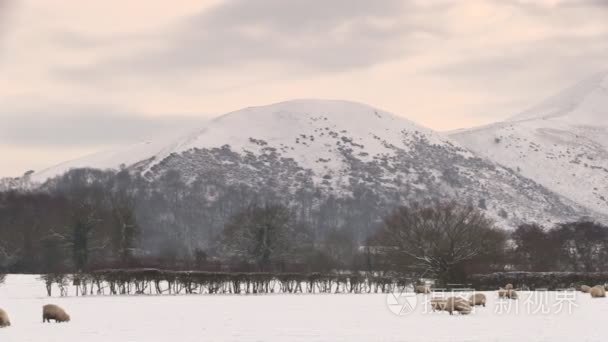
[51,201,107,272]
[110,194,139,266]
[372,202,507,285]
[551,221,608,272]
[222,204,306,271]
[511,224,559,271]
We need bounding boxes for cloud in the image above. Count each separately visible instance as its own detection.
[0,103,207,146]
[55,0,445,82]
[420,0,608,111]
[0,0,15,39]
[558,0,608,8]
[429,33,608,79]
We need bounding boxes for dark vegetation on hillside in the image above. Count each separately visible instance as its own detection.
[1,168,607,286]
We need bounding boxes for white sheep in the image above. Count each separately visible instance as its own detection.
[590,285,606,298]
[0,308,10,328]
[469,293,487,307]
[507,289,518,300]
[445,297,472,315]
[43,304,71,323]
[415,285,431,294]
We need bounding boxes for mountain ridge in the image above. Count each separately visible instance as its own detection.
[508,71,608,126]
[4,97,605,229]
[451,72,608,219]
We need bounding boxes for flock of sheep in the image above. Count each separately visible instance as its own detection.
[416,282,607,316]
[0,304,70,328]
[579,284,607,298]
[1,283,605,326]
[415,284,495,315]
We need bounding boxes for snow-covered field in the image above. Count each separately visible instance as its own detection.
[1,275,607,341]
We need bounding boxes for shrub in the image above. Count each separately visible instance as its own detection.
[470,272,608,290]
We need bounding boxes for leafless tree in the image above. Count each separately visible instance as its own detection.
[372,202,507,285]
[222,204,309,271]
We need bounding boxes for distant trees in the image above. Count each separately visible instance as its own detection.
[68,202,101,271]
[110,195,139,265]
[372,203,508,285]
[509,221,608,272]
[554,221,608,272]
[511,224,558,271]
[1,166,607,279]
[222,204,310,271]
[0,170,141,273]
[0,191,71,272]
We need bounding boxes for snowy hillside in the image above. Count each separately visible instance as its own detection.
[24,99,599,228]
[509,71,608,126]
[451,72,608,217]
[30,137,178,183]
[140,99,452,186]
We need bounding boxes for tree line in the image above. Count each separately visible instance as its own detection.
[1,168,607,286]
[0,168,383,274]
[40,270,407,297]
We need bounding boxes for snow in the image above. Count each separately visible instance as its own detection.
[31,140,172,183]
[1,275,607,341]
[31,74,608,185]
[31,99,453,186]
[451,72,608,218]
[146,99,450,173]
[20,98,600,227]
[509,71,608,127]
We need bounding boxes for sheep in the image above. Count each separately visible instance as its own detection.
[505,283,514,290]
[43,304,70,323]
[469,293,487,307]
[0,308,10,328]
[590,285,606,298]
[507,289,518,300]
[498,288,508,298]
[580,285,591,293]
[445,297,472,315]
[415,285,431,294]
[430,298,447,312]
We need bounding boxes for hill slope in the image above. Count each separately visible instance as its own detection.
[22,99,598,228]
[451,72,608,217]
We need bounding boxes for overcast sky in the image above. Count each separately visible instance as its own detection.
[1,0,607,177]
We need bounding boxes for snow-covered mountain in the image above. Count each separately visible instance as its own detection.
[451,72,608,218]
[21,99,600,228]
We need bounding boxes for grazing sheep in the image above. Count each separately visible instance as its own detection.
[580,285,591,293]
[445,297,472,315]
[0,308,10,328]
[498,288,508,298]
[507,289,518,300]
[43,304,70,323]
[469,293,487,307]
[415,285,431,294]
[430,298,447,312]
[505,283,514,290]
[590,285,606,298]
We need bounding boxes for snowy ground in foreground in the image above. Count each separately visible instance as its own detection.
[0,275,606,342]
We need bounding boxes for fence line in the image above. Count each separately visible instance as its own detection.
[39,269,411,297]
